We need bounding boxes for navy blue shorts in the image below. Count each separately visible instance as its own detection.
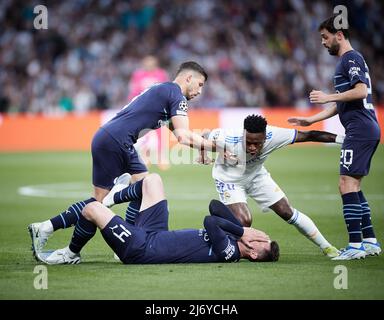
[91,128,147,189]
[340,139,379,176]
[101,215,140,262]
[101,200,169,262]
[135,200,169,232]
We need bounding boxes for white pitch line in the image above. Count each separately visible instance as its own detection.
[17,182,384,201]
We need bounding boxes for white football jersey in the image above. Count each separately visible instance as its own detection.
[209,126,297,183]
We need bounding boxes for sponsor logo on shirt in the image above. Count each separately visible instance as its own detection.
[223,239,235,260]
[348,66,361,78]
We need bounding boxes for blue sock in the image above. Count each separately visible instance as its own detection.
[125,200,141,225]
[69,215,97,254]
[342,192,362,244]
[358,190,376,240]
[113,180,143,204]
[50,198,96,231]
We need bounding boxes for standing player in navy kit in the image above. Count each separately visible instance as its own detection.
[288,15,381,260]
[29,61,225,257]
[35,173,279,265]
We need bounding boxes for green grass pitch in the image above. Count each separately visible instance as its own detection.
[0,145,383,300]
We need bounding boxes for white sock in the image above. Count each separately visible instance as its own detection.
[349,242,362,249]
[288,208,331,249]
[40,220,54,234]
[363,238,377,244]
[66,246,77,257]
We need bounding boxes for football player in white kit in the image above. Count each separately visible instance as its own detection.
[202,114,345,258]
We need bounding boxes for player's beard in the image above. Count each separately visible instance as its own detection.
[327,39,340,56]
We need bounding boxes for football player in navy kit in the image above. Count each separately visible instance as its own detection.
[34,173,280,265]
[29,61,229,257]
[288,15,381,260]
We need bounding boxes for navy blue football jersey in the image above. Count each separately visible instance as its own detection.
[123,227,240,264]
[102,82,188,145]
[123,217,240,264]
[334,50,380,140]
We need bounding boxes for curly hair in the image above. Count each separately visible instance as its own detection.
[243,114,267,133]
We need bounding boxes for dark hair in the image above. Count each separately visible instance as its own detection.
[250,240,280,262]
[176,61,208,81]
[266,241,280,262]
[318,15,350,39]
[244,114,267,134]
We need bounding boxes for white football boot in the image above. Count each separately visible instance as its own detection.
[37,247,81,265]
[332,245,366,260]
[28,222,52,259]
[102,173,132,208]
[363,241,381,256]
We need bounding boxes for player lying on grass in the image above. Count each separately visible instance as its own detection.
[195,114,345,258]
[32,174,279,265]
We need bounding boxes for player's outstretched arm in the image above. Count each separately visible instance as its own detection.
[288,103,338,126]
[171,116,238,164]
[171,115,216,151]
[295,130,344,144]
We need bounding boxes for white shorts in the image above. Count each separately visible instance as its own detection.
[214,172,285,212]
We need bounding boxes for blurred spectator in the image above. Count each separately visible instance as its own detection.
[0,0,383,113]
[127,55,169,100]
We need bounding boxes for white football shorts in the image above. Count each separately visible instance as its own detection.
[214,172,286,212]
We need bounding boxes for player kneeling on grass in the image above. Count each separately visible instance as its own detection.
[198,114,344,258]
[32,174,279,265]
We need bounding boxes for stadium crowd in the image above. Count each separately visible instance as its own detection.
[0,0,383,113]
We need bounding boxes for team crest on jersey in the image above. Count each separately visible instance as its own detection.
[224,191,231,200]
